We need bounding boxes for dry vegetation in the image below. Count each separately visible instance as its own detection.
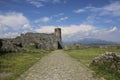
[65,48,120,80]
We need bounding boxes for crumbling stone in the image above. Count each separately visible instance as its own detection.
[0,28,62,53]
[0,39,22,53]
[92,52,120,73]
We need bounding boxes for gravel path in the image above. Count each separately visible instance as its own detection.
[17,50,105,80]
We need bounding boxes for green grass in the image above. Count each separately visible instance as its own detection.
[0,48,51,80]
[65,48,120,80]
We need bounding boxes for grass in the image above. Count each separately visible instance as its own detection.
[0,48,51,80]
[65,48,120,80]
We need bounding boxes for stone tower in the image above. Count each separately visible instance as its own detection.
[54,28,62,49]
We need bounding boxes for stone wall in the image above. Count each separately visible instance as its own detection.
[20,33,56,49]
[0,39,22,52]
[0,28,62,53]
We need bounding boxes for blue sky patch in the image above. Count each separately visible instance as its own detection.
[0,0,120,42]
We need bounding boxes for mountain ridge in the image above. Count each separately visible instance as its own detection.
[63,38,117,45]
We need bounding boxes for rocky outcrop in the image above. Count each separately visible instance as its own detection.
[92,52,120,73]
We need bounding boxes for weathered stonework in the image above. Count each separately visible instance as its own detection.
[0,38,22,53]
[91,52,120,74]
[0,28,62,53]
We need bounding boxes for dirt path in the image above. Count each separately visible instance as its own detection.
[17,50,104,80]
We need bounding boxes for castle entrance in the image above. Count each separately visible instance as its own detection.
[58,42,62,49]
[0,40,2,48]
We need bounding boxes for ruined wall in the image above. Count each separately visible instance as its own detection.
[91,52,120,74]
[0,28,62,53]
[20,33,57,50]
[0,39,22,52]
[20,28,62,50]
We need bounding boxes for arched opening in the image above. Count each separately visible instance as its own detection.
[58,42,62,49]
[0,39,3,48]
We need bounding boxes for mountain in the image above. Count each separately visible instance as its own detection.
[63,38,117,45]
[77,38,116,45]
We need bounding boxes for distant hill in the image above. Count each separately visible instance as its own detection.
[77,38,116,45]
[63,38,117,45]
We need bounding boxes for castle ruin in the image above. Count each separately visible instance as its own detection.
[0,28,62,53]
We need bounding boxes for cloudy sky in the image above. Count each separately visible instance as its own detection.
[0,0,120,42]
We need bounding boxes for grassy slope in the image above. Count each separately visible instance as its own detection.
[0,48,51,80]
[65,48,120,80]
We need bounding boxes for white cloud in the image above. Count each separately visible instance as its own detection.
[23,24,32,31]
[108,26,118,32]
[101,1,120,16]
[73,1,120,26]
[74,9,85,13]
[73,6,98,14]
[0,12,32,38]
[35,24,120,42]
[27,0,44,8]
[35,24,96,35]
[0,24,8,32]
[62,24,95,35]
[41,17,50,22]
[35,26,55,33]
[85,15,98,24]
[35,13,66,23]
[53,13,64,17]
[57,16,68,22]
[26,0,64,8]
[35,17,50,23]
[0,12,29,28]
[74,1,120,17]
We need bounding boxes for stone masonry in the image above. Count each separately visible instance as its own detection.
[0,28,62,53]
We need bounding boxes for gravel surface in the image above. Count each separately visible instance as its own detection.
[17,50,105,80]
